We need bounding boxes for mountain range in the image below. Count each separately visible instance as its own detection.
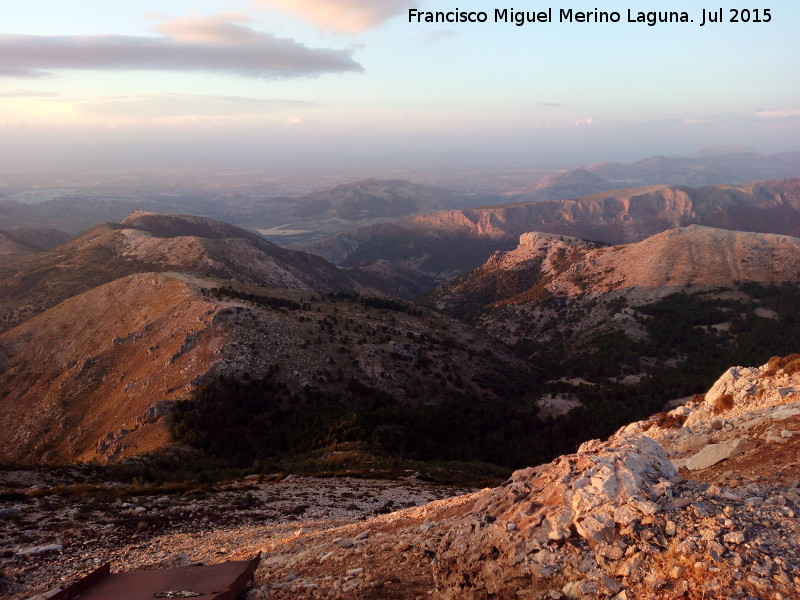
[3,150,800,244]
[4,156,800,600]
[0,212,535,466]
[3,177,800,473]
[305,179,800,288]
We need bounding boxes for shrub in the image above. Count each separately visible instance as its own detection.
[712,394,734,415]
[783,358,800,376]
[767,353,800,371]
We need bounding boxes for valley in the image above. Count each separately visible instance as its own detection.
[2,154,800,600]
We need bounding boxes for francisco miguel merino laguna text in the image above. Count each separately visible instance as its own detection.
[407,7,765,27]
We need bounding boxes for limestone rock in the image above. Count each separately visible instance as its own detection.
[684,438,749,471]
[433,434,676,599]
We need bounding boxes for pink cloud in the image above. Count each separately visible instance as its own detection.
[258,0,411,33]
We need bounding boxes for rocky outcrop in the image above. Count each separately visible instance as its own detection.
[433,434,678,599]
[230,355,800,599]
[429,356,800,599]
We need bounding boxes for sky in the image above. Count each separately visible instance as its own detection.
[1,0,799,171]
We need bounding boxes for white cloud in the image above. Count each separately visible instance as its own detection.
[258,0,411,33]
[755,110,800,119]
[0,13,362,79]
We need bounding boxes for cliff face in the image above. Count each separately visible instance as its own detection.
[304,179,800,283]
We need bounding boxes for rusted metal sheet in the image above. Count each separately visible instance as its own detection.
[47,556,260,600]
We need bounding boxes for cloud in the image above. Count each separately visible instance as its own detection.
[0,89,58,97]
[755,109,800,119]
[258,0,411,33]
[538,102,568,108]
[0,13,363,79]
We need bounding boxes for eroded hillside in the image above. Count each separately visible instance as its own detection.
[0,272,536,466]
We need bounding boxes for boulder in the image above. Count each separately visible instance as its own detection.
[433,434,676,599]
[684,437,749,471]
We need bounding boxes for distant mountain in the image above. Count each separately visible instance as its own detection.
[292,178,471,220]
[508,150,800,201]
[304,179,800,288]
[0,272,534,465]
[0,211,366,333]
[505,168,613,201]
[586,150,800,188]
[0,196,143,235]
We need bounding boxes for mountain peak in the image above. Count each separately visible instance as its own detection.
[120,211,264,241]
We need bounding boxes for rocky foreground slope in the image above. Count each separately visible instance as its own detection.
[241,356,800,600]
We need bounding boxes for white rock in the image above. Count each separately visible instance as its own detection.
[16,542,63,556]
[685,438,749,471]
[674,434,710,455]
[771,407,800,420]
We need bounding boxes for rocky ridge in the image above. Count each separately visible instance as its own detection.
[430,225,800,318]
[0,211,365,334]
[0,273,228,464]
[0,269,532,465]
